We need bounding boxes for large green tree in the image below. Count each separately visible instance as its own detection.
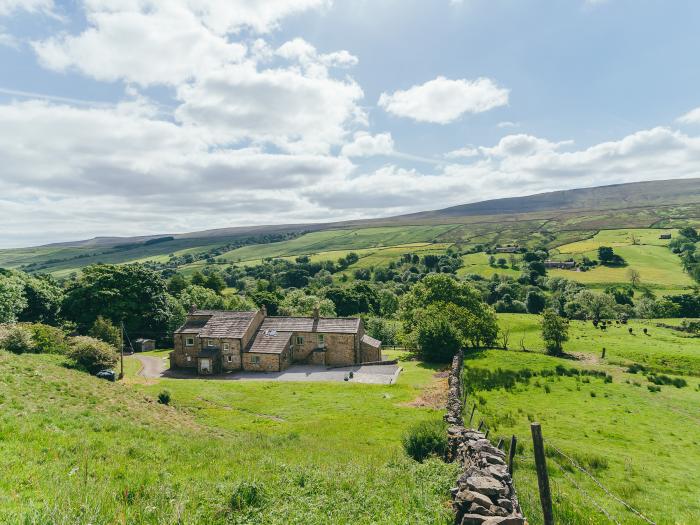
[62,264,174,340]
[400,274,498,360]
[0,273,27,323]
[540,308,569,356]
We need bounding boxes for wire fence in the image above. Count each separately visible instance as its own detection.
[460,394,657,525]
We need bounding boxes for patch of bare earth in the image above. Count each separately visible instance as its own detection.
[402,370,449,409]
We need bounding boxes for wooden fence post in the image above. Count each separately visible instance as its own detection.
[485,429,490,439]
[477,420,484,431]
[508,435,517,474]
[531,423,554,525]
[469,405,476,426]
[497,438,504,449]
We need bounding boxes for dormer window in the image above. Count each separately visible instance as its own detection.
[207,340,214,347]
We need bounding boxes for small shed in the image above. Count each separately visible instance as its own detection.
[659,233,672,240]
[134,338,156,352]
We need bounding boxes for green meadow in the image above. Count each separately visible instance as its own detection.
[548,228,693,290]
[462,350,700,525]
[0,349,455,524]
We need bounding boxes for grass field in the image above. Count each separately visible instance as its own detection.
[456,252,522,279]
[0,349,456,524]
[549,228,694,289]
[462,349,700,525]
[498,313,700,376]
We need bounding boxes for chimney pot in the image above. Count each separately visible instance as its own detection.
[261,305,267,317]
[189,304,197,314]
[313,306,320,320]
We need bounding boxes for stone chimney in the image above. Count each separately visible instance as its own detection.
[189,304,197,314]
[313,306,320,320]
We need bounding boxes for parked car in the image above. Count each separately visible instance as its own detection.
[96,369,116,382]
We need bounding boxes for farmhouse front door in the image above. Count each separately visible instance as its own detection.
[200,358,211,374]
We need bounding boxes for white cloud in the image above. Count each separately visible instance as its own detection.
[497,120,519,128]
[341,132,394,158]
[444,146,479,159]
[480,134,572,157]
[0,99,356,246]
[174,58,365,155]
[677,107,700,125]
[306,127,700,217]
[378,76,509,124]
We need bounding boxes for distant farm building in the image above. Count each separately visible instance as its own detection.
[544,260,576,270]
[495,245,519,254]
[171,307,381,375]
[134,338,156,352]
[659,233,672,240]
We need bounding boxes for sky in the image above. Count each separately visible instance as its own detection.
[1,0,700,247]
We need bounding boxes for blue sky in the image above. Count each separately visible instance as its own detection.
[1,0,700,247]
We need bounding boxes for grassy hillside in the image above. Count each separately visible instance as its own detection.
[2,178,700,280]
[548,228,694,291]
[463,349,700,525]
[499,313,700,376]
[0,350,455,524]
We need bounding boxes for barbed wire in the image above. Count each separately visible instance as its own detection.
[551,457,621,525]
[544,438,657,525]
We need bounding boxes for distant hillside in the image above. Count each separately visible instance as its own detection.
[29,178,700,249]
[2,177,699,277]
[399,178,700,219]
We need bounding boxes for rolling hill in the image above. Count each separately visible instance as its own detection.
[1,178,699,279]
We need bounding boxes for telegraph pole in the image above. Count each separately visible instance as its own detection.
[119,321,124,380]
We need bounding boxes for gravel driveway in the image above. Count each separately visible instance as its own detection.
[134,355,401,384]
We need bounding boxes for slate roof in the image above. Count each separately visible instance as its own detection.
[246,330,293,354]
[361,334,382,348]
[259,316,361,334]
[175,310,258,339]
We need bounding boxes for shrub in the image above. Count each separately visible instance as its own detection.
[647,385,661,393]
[402,419,448,462]
[158,390,171,405]
[27,323,69,354]
[68,336,118,374]
[0,325,35,354]
[230,481,266,511]
[88,316,121,347]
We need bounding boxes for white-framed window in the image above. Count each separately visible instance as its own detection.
[186,356,192,362]
[227,355,233,363]
[185,337,194,347]
[318,334,325,344]
[223,343,230,351]
[251,355,261,365]
[296,336,304,345]
[207,339,214,347]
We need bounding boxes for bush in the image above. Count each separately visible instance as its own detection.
[27,323,69,354]
[0,325,35,354]
[158,390,171,405]
[68,336,118,374]
[88,316,121,347]
[402,419,448,462]
[230,481,266,511]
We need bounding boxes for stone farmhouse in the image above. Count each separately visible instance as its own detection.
[171,307,382,375]
[544,260,576,269]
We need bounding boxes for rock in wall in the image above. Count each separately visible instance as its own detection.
[444,351,526,525]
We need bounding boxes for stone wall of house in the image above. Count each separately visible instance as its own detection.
[445,352,525,525]
[360,341,382,363]
[242,352,280,372]
[172,334,199,368]
[292,332,357,366]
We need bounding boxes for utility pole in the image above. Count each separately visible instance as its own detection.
[119,321,124,380]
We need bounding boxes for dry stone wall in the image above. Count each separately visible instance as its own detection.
[444,352,526,525]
